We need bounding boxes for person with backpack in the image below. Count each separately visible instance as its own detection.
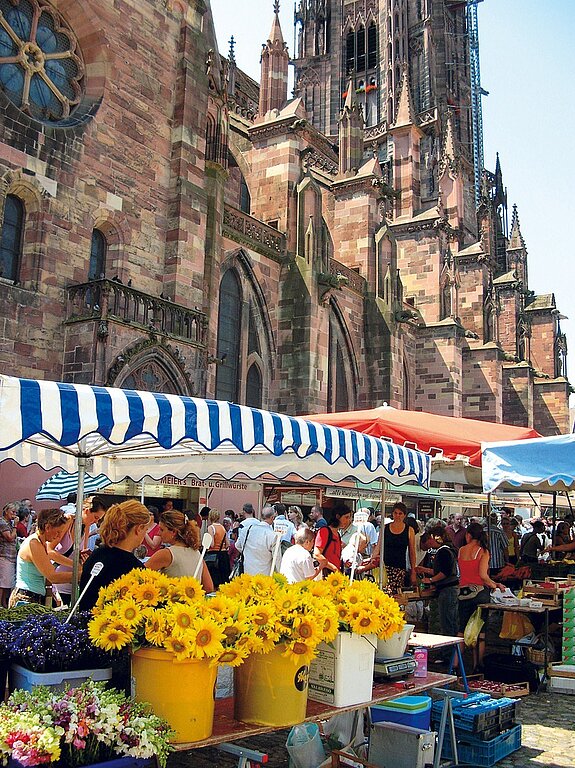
[314,505,350,576]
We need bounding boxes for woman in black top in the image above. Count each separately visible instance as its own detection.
[78,500,149,611]
[382,503,417,594]
[421,525,460,644]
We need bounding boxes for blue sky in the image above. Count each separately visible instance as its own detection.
[211,1,574,388]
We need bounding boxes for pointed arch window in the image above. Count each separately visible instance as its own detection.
[240,175,251,214]
[345,30,355,74]
[367,23,377,69]
[246,364,262,409]
[215,269,242,403]
[0,194,24,281]
[356,26,366,72]
[89,229,106,280]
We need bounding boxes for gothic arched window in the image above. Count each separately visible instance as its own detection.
[89,230,106,280]
[246,364,262,409]
[0,0,84,121]
[0,194,24,281]
[215,269,242,403]
[240,175,251,214]
[367,23,377,69]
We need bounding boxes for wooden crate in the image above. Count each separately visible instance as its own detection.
[522,585,562,606]
[458,674,530,699]
[548,662,575,679]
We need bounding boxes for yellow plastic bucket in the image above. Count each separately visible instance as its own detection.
[234,644,309,726]
[131,647,217,743]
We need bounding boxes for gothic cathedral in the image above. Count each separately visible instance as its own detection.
[0,0,569,434]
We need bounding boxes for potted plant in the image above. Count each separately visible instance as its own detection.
[0,679,173,767]
[88,570,261,743]
[306,572,405,707]
[2,613,113,693]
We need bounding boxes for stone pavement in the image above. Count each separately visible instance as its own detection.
[167,689,575,768]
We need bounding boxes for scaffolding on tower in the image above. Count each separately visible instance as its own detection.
[467,0,485,205]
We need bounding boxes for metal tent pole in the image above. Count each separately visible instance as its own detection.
[551,492,557,550]
[71,456,87,603]
[378,479,388,590]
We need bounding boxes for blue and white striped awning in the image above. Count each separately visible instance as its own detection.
[36,471,112,501]
[0,376,430,488]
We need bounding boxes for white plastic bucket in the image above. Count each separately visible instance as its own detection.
[376,624,415,659]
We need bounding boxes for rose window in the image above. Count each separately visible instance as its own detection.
[0,0,84,121]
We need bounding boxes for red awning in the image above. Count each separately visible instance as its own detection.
[303,406,540,468]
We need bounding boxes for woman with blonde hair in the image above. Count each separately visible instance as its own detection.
[146,510,214,591]
[288,506,305,530]
[9,508,72,607]
[78,500,149,611]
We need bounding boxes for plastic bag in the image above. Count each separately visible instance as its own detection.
[286,723,326,768]
[499,611,535,640]
[464,606,484,647]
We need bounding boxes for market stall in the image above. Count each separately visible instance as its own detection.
[0,374,430,595]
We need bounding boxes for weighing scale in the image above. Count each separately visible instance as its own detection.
[374,653,417,680]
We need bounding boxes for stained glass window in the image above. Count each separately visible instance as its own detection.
[215,269,242,403]
[0,0,84,121]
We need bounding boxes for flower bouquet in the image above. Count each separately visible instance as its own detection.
[303,573,405,707]
[0,679,173,767]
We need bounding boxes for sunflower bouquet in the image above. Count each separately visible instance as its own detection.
[88,569,258,667]
[218,573,340,665]
[299,571,405,639]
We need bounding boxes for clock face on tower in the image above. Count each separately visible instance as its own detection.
[0,0,85,122]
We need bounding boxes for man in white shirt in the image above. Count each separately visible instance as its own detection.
[273,503,296,549]
[280,528,320,583]
[236,506,280,575]
[60,492,77,517]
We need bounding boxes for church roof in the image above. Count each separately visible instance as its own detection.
[525,294,556,311]
[493,270,516,285]
[457,241,484,257]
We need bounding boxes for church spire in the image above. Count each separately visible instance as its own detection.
[509,204,526,250]
[338,77,364,177]
[392,64,417,128]
[258,1,290,118]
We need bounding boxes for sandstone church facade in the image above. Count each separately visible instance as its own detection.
[0,0,569,434]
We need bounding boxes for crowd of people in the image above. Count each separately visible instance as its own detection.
[3,493,573,659]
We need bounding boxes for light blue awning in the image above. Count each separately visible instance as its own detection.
[482,433,575,493]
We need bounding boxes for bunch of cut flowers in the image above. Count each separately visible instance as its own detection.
[217,573,341,664]
[0,612,112,673]
[0,679,173,767]
[88,569,261,667]
[298,571,405,639]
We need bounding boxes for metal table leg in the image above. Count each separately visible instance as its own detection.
[449,644,469,693]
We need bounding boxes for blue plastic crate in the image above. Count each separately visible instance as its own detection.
[440,724,522,767]
[432,694,517,733]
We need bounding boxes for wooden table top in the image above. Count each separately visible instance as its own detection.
[173,670,457,751]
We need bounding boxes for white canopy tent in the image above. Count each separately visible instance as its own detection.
[0,375,431,596]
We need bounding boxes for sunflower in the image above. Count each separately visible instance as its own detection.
[253,606,274,627]
[171,576,204,603]
[145,612,169,646]
[116,598,142,626]
[133,581,161,607]
[319,610,339,642]
[170,603,200,635]
[150,572,172,600]
[163,635,194,661]
[283,640,316,665]
[98,623,132,652]
[325,571,347,591]
[349,610,382,635]
[216,646,251,667]
[188,617,225,658]
[88,613,114,646]
[294,616,321,643]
